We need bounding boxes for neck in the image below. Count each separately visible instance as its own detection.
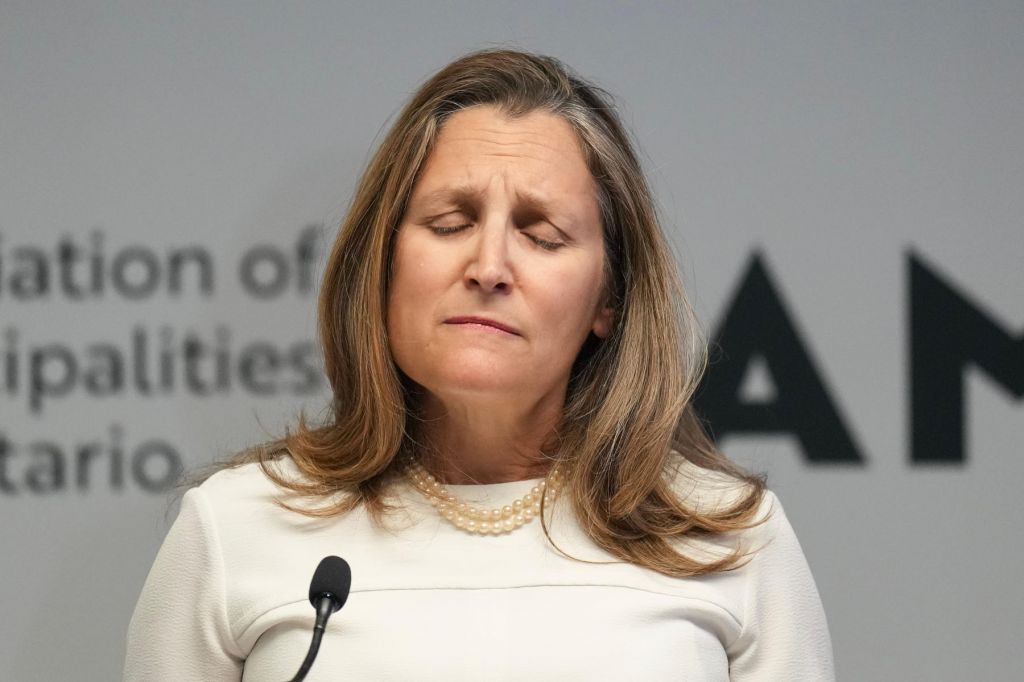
[414,391,563,484]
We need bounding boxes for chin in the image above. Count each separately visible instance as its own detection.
[437,371,525,396]
[414,358,531,398]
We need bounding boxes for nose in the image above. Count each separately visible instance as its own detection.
[464,219,513,293]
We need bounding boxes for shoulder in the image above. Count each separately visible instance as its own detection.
[663,452,795,565]
[182,457,322,536]
[196,457,299,500]
[717,489,834,677]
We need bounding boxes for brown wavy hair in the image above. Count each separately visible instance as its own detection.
[233,49,766,578]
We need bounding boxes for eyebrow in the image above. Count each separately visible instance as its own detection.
[415,184,481,210]
[414,184,576,239]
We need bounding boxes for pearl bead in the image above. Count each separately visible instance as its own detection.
[404,459,562,535]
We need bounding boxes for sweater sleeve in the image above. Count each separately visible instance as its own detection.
[123,487,244,681]
[726,492,835,681]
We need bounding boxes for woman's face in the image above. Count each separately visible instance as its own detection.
[387,105,613,409]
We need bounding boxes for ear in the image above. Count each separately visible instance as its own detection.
[591,304,615,339]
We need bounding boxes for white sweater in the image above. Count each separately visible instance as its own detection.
[124,459,834,681]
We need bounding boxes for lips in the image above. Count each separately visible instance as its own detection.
[444,316,521,336]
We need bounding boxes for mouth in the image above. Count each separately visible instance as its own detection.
[444,316,521,336]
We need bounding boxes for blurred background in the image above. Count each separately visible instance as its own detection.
[2,2,1022,679]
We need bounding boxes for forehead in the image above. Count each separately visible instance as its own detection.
[410,106,599,219]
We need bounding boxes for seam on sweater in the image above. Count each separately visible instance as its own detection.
[730,490,780,652]
[192,487,246,661]
[239,583,742,641]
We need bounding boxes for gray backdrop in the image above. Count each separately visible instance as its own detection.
[2,2,1022,680]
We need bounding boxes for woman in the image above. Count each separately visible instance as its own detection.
[125,49,833,680]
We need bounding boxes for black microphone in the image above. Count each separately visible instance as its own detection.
[289,555,352,682]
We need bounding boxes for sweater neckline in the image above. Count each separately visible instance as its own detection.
[443,476,545,491]
[421,476,547,506]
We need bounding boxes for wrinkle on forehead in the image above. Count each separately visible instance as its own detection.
[437,103,584,150]
[416,106,598,205]
[442,127,582,158]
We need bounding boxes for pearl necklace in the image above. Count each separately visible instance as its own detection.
[403,456,563,535]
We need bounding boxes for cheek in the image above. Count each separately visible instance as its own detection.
[540,262,607,337]
[387,239,420,334]
[387,234,450,334]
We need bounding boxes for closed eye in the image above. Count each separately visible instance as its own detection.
[525,233,564,251]
[428,224,471,235]
[427,223,564,251]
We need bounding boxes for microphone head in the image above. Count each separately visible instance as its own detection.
[308,555,351,613]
